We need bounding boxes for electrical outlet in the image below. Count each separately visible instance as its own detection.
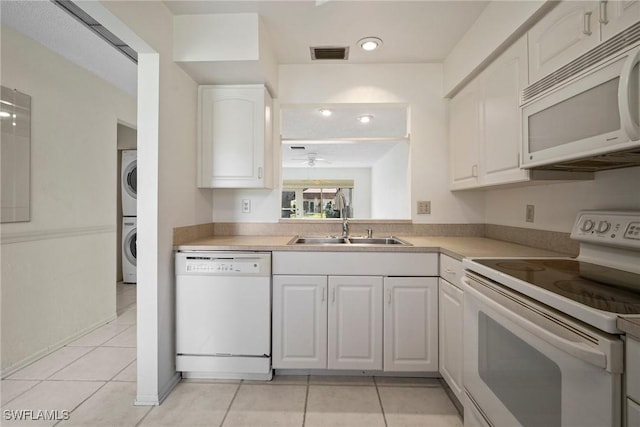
[526,204,535,223]
[417,201,431,215]
[242,199,251,213]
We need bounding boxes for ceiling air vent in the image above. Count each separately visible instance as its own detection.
[310,46,349,61]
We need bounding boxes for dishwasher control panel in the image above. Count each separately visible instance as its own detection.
[185,259,260,274]
[177,252,271,276]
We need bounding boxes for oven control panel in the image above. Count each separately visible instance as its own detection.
[571,210,640,249]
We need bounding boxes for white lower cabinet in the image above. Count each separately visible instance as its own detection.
[273,274,383,371]
[272,275,327,369]
[439,278,464,403]
[383,277,439,372]
[272,251,438,372]
[628,399,640,427]
[627,336,640,426]
[328,276,383,370]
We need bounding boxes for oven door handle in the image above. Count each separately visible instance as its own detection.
[463,277,608,370]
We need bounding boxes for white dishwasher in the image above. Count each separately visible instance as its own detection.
[175,251,272,380]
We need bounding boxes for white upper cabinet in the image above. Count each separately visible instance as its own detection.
[383,277,438,372]
[198,85,273,188]
[449,36,529,190]
[449,79,481,190]
[529,1,640,83]
[528,1,601,84]
[600,0,640,40]
[481,36,529,186]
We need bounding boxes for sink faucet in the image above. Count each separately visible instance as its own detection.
[335,189,349,237]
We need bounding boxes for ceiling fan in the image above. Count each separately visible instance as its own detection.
[294,152,331,167]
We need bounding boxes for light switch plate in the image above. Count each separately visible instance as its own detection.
[417,201,431,215]
[526,204,535,223]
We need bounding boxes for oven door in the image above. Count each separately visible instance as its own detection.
[463,273,622,427]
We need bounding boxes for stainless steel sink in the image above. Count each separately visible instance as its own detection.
[289,236,348,245]
[348,236,411,246]
[288,235,411,246]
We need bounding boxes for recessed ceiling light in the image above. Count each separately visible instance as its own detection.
[357,114,374,124]
[0,112,10,118]
[319,108,332,117]
[358,37,383,52]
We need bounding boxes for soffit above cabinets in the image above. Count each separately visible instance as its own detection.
[167,0,489,94]
[165,1,489,65]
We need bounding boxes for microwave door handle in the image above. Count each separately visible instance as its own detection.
[618,47,640,140]
[462,277,608,370]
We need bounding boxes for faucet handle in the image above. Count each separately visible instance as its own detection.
[367,228,373,238]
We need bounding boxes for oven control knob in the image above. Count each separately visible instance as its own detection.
[596,220,611,233]
[581,219,595,232]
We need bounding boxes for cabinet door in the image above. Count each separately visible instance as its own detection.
[328,276,383,370]
[528,1,600,83]
[449,80,481,190]
[480,36,530,186]
[628,398,640,427]
[628,337,640,402]
[383,277,438,372]
[198,85,272,188]
[272,275,327,369]
[439,278,464,403]
[601,0,640,40]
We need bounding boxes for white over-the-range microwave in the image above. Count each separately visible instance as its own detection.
[522,36,640,172]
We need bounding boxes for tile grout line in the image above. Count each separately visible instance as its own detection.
[51,379,110,427]
[134,404,155,427]
[109,358,136,382]
[8,346,100,383]
[0,379,43,406]
[219,381,242,427]
[302,375,310,427]
[374,377,389,427]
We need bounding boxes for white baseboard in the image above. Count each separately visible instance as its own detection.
[135,372,181,406]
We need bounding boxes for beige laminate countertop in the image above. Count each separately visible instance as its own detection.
[175,235,567,260]
[618,317,640,339]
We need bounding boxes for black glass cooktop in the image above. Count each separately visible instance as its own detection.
[475,259,640,314]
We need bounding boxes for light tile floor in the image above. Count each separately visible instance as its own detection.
[2,282,462,426]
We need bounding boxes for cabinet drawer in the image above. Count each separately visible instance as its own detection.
[273,252,438,276]
[628,337,640,402]
[440,254,464,289]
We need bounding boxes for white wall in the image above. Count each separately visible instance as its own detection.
[212,63,485,224]
[443,0,547,95]
[485,167,640,232]
[0,27,136,373]
[96,0,213,404]
[371,141,410,219]
[282,167,372,218]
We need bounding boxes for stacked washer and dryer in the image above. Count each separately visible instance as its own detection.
[121,150,137,283]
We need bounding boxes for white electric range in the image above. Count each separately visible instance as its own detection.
[462,210,640,427]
